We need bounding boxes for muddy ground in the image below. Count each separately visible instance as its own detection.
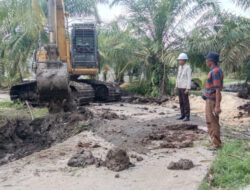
[0,91,249,190]
[0,111,93,165]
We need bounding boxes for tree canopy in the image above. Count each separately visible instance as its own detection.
[0,0,249,95]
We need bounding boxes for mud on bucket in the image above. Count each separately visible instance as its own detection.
[36,61,70,101]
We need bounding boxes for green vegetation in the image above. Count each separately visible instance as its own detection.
[123,81,155,96]
[33,108,48,119]
[0,100,48,119]
[0,0,249,94]
[0,100,24,110]
[199,140,250,190]
[190,90,203,96]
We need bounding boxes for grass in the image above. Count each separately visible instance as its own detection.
[0,100,48,119]
[33,108,48,119]
[0,100,24,110]
[199,140,250,190]
[190,90,203,96]
[223,78,243,84]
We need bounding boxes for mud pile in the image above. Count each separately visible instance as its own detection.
[100,112,120,120]
[67,150,95,167]
[238,102,250,116]
[144,124,203,149]
[0,111,93,166]
[100,111,127,120]
[67,148,131,172]
[105,148,131,172]
[167,159,194,170]
[122,96,169,105]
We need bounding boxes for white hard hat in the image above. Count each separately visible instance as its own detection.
[177,53,188,60]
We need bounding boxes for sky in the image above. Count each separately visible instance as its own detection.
[96,0,250,23]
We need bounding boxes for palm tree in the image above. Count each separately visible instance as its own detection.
[64,0,108,23]
[0,0,107,86]
[0,0,46,85]
[111,0,220,96]
[233,0,250,9]
[98,22,142,83]
[187,13,250,75]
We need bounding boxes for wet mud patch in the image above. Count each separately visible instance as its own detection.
[91,114,205,154]
[238,102,250,116]
[100,111,127,120]
[0,111,93,166]
[144,124,204,149]
[122,96,169,105]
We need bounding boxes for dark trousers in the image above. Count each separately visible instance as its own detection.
[178,88,190,118]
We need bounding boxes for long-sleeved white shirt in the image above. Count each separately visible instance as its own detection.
[175,63,192,89]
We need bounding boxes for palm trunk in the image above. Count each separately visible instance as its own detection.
[17,55,23,82]
[159,62,167,97]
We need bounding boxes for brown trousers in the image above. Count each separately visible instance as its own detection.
[178,88,190,117]
[205,99,222,148]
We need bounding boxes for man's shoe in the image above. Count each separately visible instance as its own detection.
[177,116,185,120]
[183,117,190,122]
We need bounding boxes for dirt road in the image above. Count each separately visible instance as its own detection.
[0,92,249,190]
[0,89,9,101]
[0,102,214,190]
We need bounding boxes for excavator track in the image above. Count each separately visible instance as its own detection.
[9,81,40,106]
[10,79,122,108]
[75,79,122,102]
[69,81,95,106]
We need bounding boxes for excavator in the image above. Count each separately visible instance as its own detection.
[10,0,121,112]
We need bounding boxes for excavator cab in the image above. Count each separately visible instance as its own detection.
[71,24,99,70]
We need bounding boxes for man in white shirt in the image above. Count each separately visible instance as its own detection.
[174,53,192,121]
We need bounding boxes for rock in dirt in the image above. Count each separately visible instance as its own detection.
[92,144,101,148]
[67,150,95,167]
[136,156,144,162]
[77,141,91,148]
[167,159,194,170]
[105,148,130,172]
[172,105,178,109]
[115,174,120,178]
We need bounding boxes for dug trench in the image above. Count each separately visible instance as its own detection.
[0,109,94,165]
[0,103,206,172]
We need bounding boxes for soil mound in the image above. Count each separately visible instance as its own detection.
[238,102,250,116]
[68,150,95,167]
[105,148,130,172]
[167,159,194,170]
[122,96,168,105]
[0,111,93,165]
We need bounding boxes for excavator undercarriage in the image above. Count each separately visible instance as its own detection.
[10,79,121,108]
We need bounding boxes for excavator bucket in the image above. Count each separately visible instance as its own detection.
[36,61,70,102]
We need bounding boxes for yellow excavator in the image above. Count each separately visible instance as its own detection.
[10,0,121,111]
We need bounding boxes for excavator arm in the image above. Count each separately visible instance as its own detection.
[35,0,71,110]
